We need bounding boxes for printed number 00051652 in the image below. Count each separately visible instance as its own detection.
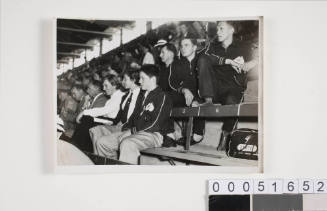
[208,179,327,195]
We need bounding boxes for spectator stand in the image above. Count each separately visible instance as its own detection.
[56,19,260,166]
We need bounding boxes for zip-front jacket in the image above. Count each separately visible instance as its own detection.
[168,56,199,97]
[202,39,252,89]
[127,86,173,135]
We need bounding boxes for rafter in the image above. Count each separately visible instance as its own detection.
[57,41,94,49]
[57,52,80,58]
[57,27,112,37]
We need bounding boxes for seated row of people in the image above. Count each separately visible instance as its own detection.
[156,20,258,150]
[65,21,258,164]
[72,65,172,164]
[71,75,124,152]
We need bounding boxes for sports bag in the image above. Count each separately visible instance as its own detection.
[227,128,258,160]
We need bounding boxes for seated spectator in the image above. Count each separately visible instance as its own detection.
[154,38,204,146]
[121,51,134,73]
[85,79,108,109]
[197,21,258,151]
[82,76,91,90]
[140,43,155,65]
[170,35,205,145]
[58,89,78,131]
[71,79,110,152]
[100,68,110,78]
[92,72,101,82]
[174,22,197,54]
[179,22,196,39]
[111,54,122,73]
[71,84,91,114]
[154,40,179,145]
[91,69,144,156]
[66,72,74,84]
[117,65,172,164]
[108,65,119,76]
[154,40,177,92]
[192,21,207,39]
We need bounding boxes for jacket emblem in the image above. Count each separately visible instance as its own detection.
[145,102,154,112]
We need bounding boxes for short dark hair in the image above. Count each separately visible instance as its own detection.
[140,42,152,51]
[71,84,84,91]
[140,64,159,84]
[103,74,124,91]
[181,35,197,46]
[88,79,102,90]
[124,69,140,85]
[159,43,177,56]
[218,21,236,30]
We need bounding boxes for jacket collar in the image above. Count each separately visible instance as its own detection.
[143,86,161,103]
[213,38,240,49]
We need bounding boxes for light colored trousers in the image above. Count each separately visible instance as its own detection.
[95,129,130,159]
[119,131,163,164]
[95,128,163,164]
[89,124,123,154]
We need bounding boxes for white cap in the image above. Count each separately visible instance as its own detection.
[154,39,168,48]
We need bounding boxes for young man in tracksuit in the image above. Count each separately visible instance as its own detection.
[197,21,258,151]
[118,64,173,164]
[168,35,205,145]
[156,38,204,145]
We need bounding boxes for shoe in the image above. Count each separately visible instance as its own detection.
[162,135,177,148]
[176,137,204,146]
[200,101,214,106]
[200,98,214,106]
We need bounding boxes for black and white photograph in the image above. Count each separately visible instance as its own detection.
[56,18,262,169]
[4,0,327,210]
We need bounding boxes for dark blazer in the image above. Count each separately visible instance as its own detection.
[112,92,128,124]
[119,89,145,129]
[126,87,173,135]
[76,95,89,114]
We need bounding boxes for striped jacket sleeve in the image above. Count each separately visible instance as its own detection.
[204,42,227,65]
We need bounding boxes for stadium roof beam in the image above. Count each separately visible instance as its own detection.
[57,27,112,37]
[57,41,94,49]
[57,52,80,58]
[57,60,70,64]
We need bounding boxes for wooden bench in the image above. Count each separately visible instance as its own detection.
[170,102,258,150]
[140,103,258,166]
[83,151,131,165]
[141,145,257,166]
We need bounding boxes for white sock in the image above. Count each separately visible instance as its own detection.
[167,133,175,140]
[193,134,203,142]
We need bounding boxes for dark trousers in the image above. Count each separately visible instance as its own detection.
[71,115,102,152]
[197,54,244,133]
[215,90,243,132]
[167,91,205,136]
